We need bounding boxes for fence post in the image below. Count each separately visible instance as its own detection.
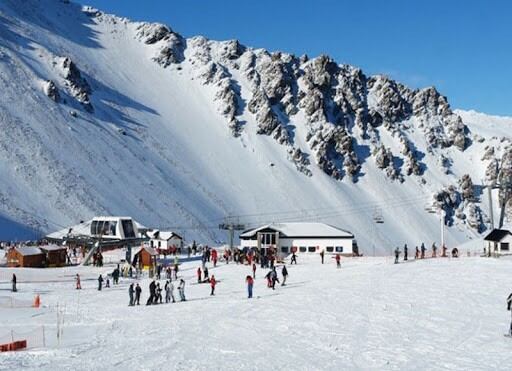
[10,330,14,343]
[42,325,46,347]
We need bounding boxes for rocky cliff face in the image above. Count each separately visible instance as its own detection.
[1,0,511,244]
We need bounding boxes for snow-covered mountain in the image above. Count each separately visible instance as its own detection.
[0,0,511,252]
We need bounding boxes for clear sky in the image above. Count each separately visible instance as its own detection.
[83,0,511,116]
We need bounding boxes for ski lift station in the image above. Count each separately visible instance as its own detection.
[239,222,357,256]
[46,216,147,243]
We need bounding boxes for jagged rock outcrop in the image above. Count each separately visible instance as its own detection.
[287,147,312,176]
[459,174,474,201]
[485,158,499,186]
[43,80,60,102]
[136,23,185,66]
[61,57,92,112]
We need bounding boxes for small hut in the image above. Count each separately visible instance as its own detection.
[6,247,45,268]
[134,246,158,269]
[40,245,68,267]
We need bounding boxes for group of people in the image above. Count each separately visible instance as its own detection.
[394,243,460,264]
[142,278,186,305]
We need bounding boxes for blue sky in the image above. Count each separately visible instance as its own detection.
[84,0,511,116]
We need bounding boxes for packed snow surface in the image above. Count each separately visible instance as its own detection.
[1,254,512,370]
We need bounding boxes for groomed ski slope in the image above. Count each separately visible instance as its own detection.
[1,253,512,370]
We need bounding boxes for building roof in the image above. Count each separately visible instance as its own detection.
[136,246,158,256]
[14,246,44,256]
[484,229,511,242]
[151,230,182,241]
[39,245,67,252]
[240,222,354,239]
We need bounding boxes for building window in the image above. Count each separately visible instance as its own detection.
[122,220,136,238]
[150,240,154,247]
[502,243,510,251]
[299,246,307,253]
[336,246,343,253]
[326,246,334,252]
[308,246,316,253]
[281,246,289,253]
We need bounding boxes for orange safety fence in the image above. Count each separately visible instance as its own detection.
[0,327,46,351]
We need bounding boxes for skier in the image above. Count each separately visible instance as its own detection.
[156,282,163,304]
[178,279,186,301]
[415,246,420,259]
[441,244,447,258]
[394,247,401,264]
[265,270,272,288]
[246,275,254,299]
[135,283,142,305]
[451,247,459,258]
[507,292,512,336]
[174,263,179,280]
[335,254,341,268]
[210,275,216,296]
[290,251,297,265]
[146,280,156,305]
[105,277,110,288]
[168,280,176,303]
[165,281,172,303]
[97,274,103,291]
[212,249,218,267]
[204,266,209,281]
[128,283,135,306]
[271,267,279,290]
[420,243,426,259]
[252,262,257,278]
[404,244,408,261]
[75,274,81,289]
[281,265,288,286]
[112,267,120,285]
[432,243,437,258]
[197,267,202,283]
[11,273,17,292]
[320,249,325,264]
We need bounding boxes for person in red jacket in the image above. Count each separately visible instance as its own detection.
[197,267,202,283]
[210,275,216,296]
[212,249,218,267]
[246,275,254,299]
[335,254,341,269]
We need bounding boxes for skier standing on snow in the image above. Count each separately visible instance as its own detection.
[246,275,254,299]
[165,281,172,303]
[252,263,257,278]
[404,244,408,261]
[178,279,186,301]
[146,280,156,305]
[507,292,512,336]
[210,275,216,296]
[394,247,401,264]
[271,267,279,290]
[75,274,81,289]
[135,283,142,305]
[97,274,103,291]
[281,265,288,286]
[432,243,437,258]
[265,270,272,288]
[197,267,202,283]
[415,246,420,259]
[290,252,297,265]
[156,282,163,304]
[335,254,341,268]
[204,266,209,281]
[320,249,325,264]
[11,273,17,292]
[212,249,218,267]
[128,283,135,306]
[421,243,426,259]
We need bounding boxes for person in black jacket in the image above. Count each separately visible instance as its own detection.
[97,274,103,291]
[281,265,288,286]
[128,283,135,306]
[12,274,17,292]
[146,280,156,305]
[135,283,142,305]
[404,244,408,261]
[507,293,512,336]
